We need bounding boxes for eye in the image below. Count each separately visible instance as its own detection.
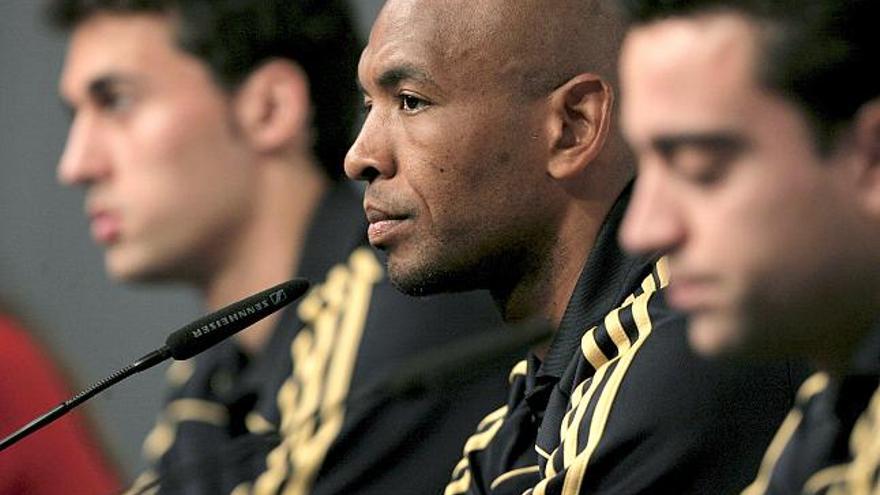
[673,148,727,185]
[362,96,373,114]
[662,141,744,187]
[92,83,134,115]
[99,91,132,113]
[399,93,429,113]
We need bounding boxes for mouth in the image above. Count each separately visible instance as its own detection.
[88,209,121,246]
[364,204,411,247]
[665,276,717,313]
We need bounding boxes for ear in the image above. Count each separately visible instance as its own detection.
[852,99,880,215]
[546,73,614,180]
[233,59,310,153]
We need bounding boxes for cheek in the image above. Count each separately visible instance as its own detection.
[688,314,745,357]
[710,176,829,300]
[116,102,252,232]
[400,102,543,235]
[401,120,491,217]
[136,97,241,169]
[682,176,790,304]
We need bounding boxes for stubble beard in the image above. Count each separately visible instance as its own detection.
[385,234,535,299]
[386,247,491,297]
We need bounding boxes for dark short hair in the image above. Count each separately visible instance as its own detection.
[617,0,878,153]
[47,0,362,180]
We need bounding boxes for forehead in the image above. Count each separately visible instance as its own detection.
[359,0,497,91]
[60,13,190,99]
[620,14,761,138]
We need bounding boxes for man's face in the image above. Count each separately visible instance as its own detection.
[345,0,556,295]
[58,13,257,283]
[619,15,866,358]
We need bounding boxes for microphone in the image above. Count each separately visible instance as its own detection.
[0,278,310,453]
[165,279,309,359]
[127,318,552,494]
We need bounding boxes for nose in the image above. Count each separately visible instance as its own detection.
[344,110,395,183]
[57,112,111,187]
[619,165,686,256]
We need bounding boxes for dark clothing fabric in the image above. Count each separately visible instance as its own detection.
[447,186,804,495]
[745,326,880,495]
[133,183,513,495]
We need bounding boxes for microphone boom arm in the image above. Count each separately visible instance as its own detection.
[0,278,309,453]
[0,347,171,452]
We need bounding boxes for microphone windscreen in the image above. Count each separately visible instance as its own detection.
[165,279,309,360]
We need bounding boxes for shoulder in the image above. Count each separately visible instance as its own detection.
[542,263,798,492]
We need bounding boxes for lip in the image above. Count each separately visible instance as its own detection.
[665,277,715,313]
[89,209,121,245]
[364,203,410,247]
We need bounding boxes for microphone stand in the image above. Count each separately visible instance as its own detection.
[0,347,171,453]
[0,278,308,453]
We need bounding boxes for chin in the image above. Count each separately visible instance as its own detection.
[105,251,181,285]
[387,264,454,297]
[106,262,155,284]
[385,234,516,297]
[687,314,746,358]
[105,253,140,282]
[386,253,483,297]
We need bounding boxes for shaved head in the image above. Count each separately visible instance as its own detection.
[347,0,630,307]
[375,0,625,97]
[365,0,631,188]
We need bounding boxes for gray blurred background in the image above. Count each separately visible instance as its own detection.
[0,0,384,478]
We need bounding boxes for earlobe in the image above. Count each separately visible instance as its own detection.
[856,100,880,215]
[547,73,614,179]
[860,100,880,167]
[233,59,310,153]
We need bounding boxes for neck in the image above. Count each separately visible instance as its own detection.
[200,157,328,355]
[492,197,611,358]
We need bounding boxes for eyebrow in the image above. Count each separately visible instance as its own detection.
[60,73,137,113]
[358,63,438,96]
[651,133,747,157]
[379,64,433,87]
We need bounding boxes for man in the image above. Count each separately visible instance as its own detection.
[50,0,510,493]
[345,0,803,493]
[616,1,879,493]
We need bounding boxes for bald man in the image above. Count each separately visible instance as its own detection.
[345,0,803,493]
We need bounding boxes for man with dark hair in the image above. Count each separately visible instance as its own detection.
[345,0,803,493]
[50,1,509,493]
[616,0,880,492]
